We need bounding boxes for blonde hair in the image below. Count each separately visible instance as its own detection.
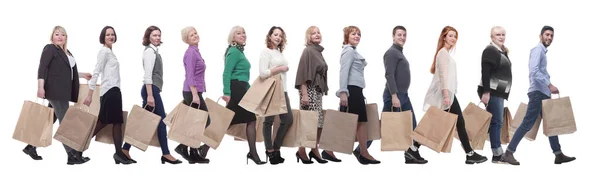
[50,26,69,55]
[223,26,245,60]
[305,26,320,46]
[491,26,509,54]
[227,26,245,45]
[181,26,196,44]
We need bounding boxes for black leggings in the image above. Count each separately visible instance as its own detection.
[448,96,473,153]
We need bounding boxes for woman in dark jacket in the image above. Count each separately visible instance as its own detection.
[32,26,92,165]
[478,26,512,163]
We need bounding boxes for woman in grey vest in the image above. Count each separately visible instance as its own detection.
[478,26,512,163]
[121,26,182,164]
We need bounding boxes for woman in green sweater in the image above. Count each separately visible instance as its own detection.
[222,26,266,165]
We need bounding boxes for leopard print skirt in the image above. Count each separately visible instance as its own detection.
[298,85,324,128]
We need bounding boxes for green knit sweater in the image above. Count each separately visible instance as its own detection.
[223,46,251,96]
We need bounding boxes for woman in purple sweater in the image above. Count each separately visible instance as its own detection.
[175,26,211,164]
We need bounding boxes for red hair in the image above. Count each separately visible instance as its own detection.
[430,26,458,74]
[343,26,361,45]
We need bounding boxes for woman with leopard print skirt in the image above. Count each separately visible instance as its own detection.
[293,26,337,164]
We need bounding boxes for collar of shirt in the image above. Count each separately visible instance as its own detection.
[537,42,548,54]
[491,42,503,52]
[392,43,403,52]
[149,44,159,52]
[188,44,199,51]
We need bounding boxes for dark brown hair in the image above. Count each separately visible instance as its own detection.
[143,26,162,46]
[265,26,286,52]
[99,26,117,44]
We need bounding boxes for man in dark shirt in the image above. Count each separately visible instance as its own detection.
[352,26,427,164]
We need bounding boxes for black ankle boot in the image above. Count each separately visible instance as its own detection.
[275,151,285,164]
[22,145,42,160]
[265,151,279,165]
[175,144,194,164]
[190,148,209,164]
[66,151,86,165]
[555,153,576,164]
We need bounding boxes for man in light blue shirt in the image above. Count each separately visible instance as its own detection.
[500,26,576,165]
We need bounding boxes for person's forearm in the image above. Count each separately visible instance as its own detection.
[38,79,44,90]
[145,84,153,97]
[443,89,449,98]
[301,83,308,96]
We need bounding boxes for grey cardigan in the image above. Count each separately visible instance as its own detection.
[336,44,367,97]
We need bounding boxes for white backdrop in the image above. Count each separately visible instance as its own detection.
[1,0,596,178]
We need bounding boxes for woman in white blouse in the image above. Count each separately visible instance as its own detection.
[258,26,293,165]
[83,26,133,165]
[423,26,487,164]
[120,26,182,164]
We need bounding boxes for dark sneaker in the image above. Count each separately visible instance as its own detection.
[492,155,503,163]
[466,152,488,164]
[405,149,427,164]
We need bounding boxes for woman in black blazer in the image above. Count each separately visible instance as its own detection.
[31,26,92,165]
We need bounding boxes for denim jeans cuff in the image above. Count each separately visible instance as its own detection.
[492,147,504,156]
[553,151,563,155]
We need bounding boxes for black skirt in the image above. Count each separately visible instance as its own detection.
[227,80,257,125]
[98,87,124,124]
[341,85,368,122]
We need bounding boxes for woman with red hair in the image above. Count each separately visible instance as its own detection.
[423,26,488,164]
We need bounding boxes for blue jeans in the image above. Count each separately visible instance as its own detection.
[507,91,561,154]
[123,85,170,155]
[487,96,505,156]
[354,89,420,152]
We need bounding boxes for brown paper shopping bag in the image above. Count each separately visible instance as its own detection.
[320,109,359,154]
[501,107,512,144]
[12,100,54,147]
[261,76,288,117]
[77,84,101,116]
[94,111,128,144]
[455,102,492,150]
[200,98,235,149]
[53,104,98,152]
[411,106,458,153]
[238,76,277,115]
[273,109,319,148]
[164,101,184,127]
[168,103,209,148]
[124,105,162,151]
[380,108,413,151]
[365,103,381,141]
[510,102,541,141]
[542,95,577,136]
[227,117,264,142]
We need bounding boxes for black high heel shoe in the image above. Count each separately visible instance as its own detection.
[114,153,133,165]
[247,152,267,165]
[358,155,381,165]
[161,156,183,164]
[321,151,341,162]
[265,151,280,165]
[296,152,314,164]
[309,151,328,164]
